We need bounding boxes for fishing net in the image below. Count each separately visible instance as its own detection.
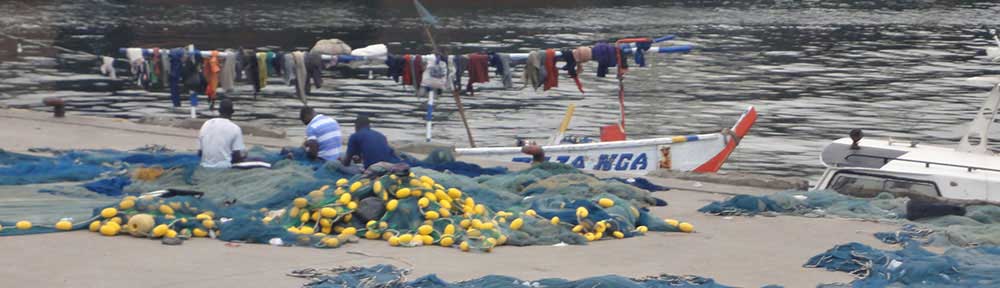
[0,149,694,252]
[806,241,1000,288]
[302,264,744,288]
[699,190,1000,247]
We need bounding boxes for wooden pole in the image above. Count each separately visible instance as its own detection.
[422,26,477,147]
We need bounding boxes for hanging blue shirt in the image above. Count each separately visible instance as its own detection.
[345,127,399,168]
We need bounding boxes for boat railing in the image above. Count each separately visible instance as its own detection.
[844,154,1000,173]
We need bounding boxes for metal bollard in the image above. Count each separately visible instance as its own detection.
[42,97,65,118]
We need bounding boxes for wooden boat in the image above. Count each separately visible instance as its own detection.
[455,106,758,174]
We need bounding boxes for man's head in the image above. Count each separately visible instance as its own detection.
[219,99,234,119]
[355,114,371,130]
[299,106,316,125]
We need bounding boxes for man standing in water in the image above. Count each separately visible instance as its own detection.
[342,114,399,169]
[300,106,343,162]
[198,99,246,168]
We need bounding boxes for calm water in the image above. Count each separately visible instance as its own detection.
[2,0,1000,179]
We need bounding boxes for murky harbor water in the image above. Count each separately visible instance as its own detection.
[2,0,1000,179]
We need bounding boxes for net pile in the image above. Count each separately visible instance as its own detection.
[699,190,1000,247]
[806,242,1000,288]
[0,149,693,252]
[302,264,747,288]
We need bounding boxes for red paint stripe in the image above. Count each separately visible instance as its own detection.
[693,107,758,173]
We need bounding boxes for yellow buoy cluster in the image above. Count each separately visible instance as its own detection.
[78,195,221,240]
[2,171,696,250]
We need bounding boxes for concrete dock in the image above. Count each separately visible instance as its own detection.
[0,109,899,288]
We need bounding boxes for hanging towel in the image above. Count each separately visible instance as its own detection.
[385,54,405,83]
[204,50,220,100]
[292,51,308,104]
[523,51,541,90]
[543,48,558,91]
[592,43,616,77]
[272,52,284,77]
[537,51,547,85]
[561,48,583,93]
[498,53,512,89]
[168,48,185,107]
[466,53,489,95]
[220,49,236,92]
[573,46,592,76]
[256,52,268,90]
[125,48,144,76]
[100,56,116,79]
[282,53,296,85]
[452,55,468,91]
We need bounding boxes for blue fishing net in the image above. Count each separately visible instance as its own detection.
[402,149,508,178]
[806,242,1000,287]
[0,148,694,252]
[699,190,1000,247]
[83,176,132,196]
[304,264,749,288]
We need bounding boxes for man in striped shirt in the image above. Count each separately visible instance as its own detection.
[299,107,342,161]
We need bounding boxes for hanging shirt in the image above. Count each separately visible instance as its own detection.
[498,53,513,89]
[198,118,246,169]
[451,55,468,91]
[203,51,220,100]
[561,48,583,93]
[466,53,489,95]
[344,127,400,169]
[543,49,558,91]
[168,48,185,107]
[592,43,616,77]
[243,50,260,93]
[385,54,405,83]
[150,48,162,89]
[306,114,343,161]
[421,55,447,90]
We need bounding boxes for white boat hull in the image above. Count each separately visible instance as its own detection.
[455,106,758,174]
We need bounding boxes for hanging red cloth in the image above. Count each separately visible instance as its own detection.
[466,53,490,96]
[543,48,558,91]
[402,55,413,86]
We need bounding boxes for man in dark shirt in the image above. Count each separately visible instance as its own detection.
[342,115,400,169]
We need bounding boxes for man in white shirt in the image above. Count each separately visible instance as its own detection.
[198,99,246,168]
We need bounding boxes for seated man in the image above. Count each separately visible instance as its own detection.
[198,99,246,168]
[300,106,343,161]
[342,115,400,169]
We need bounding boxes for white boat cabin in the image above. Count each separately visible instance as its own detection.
[816,83,1000,201]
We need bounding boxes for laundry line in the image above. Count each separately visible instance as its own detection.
[115,34,691,64]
